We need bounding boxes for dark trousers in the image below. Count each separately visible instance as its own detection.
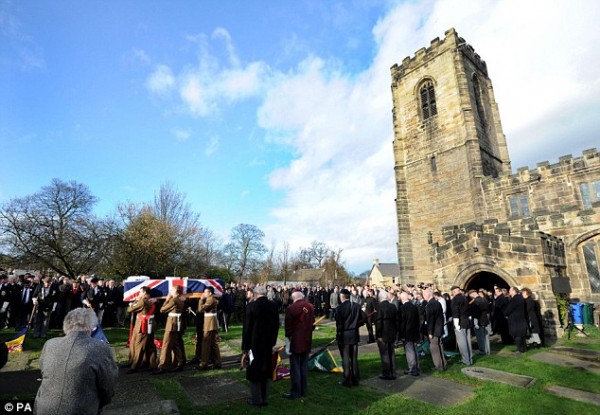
[250,379,271,405]
[338,343,359,385]
[429,335,447,371]
[290,351,309,397]
[514,336,527,353]
[366,318,375,343]
[377,340,396,378]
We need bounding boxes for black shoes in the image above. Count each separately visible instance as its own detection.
[150,369,165,375]
[403,370,420,376]
[378,375,397,380]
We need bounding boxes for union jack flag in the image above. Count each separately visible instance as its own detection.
[123,276,224,302]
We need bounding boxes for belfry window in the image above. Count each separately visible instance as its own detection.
[420,81,437,120]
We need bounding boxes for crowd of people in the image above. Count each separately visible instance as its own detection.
[0,272,128,339]
[0,270,547,412]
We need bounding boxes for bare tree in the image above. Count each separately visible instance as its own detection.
[106,182,214,277]
[277,241,291,284]
[0,179,107,278]
[228,224,267,283]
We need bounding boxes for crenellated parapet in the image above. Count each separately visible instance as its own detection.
[481,148,600,192]
[390,27,488,84]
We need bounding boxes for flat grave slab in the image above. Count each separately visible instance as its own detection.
[180,374,248,407]
[529,351,600,375]
[104,400,179,415]
[550,346,600,362]
[462,366,536,388]
[547,385,600,407]
[363,374,474,407]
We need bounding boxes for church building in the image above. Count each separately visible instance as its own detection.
[390,28,600,335]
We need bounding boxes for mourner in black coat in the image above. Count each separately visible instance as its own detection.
[242,287,280,407]
[424,290,446,371]
[492,288,511,344]
[375,291,398,379]
[335,289,366,386]
[399,292,421,375]
[504,287,529,353]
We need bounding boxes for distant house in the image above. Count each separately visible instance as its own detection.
[368,259,400,287]
[291,268,325,286]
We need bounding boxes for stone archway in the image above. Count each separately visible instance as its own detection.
[464,271,509,292]
[451,263,518,292]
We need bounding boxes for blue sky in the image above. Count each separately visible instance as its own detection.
[2,0,600,274]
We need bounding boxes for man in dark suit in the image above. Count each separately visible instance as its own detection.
[335,288,365,386]
[364,289,377,343]
[450,286,473,365]
[424,289,446,371]
[33,277,59,338]
[504,287,528,353]
[242,285,279,407]
[283,290,314,399]
[375,290,397,379]
[399,291,421,376]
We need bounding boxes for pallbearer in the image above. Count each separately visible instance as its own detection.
[198,286,221,370]
[153,285,186,374]
[127,286,158,374]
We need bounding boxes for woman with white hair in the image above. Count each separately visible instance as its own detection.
[34,308,118,415]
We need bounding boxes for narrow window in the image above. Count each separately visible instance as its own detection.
[509,194,530,217]
[420,81,437,120]
[583,242,600,293]
[580,183,592,209]
[430,155,437,174]
[472,75,487,126]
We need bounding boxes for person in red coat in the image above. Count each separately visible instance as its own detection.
[283,290,315,399]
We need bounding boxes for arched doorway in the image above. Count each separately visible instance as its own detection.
[465,271,510,292]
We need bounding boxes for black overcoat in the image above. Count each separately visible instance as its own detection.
[399,301,421,342]
[375,300,397,342]
[425,299,445,338]
[504,294,529,338]
[242,296,280,382]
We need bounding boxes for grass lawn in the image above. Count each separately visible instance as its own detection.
[4,321,599,414]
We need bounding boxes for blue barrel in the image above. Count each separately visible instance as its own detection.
[569,303,584,324]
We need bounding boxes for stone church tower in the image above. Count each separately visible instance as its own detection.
[391,28,511,285]
[390,28,600,337]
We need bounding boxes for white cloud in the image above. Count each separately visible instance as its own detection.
[205,135,219,156]
[172,128,191,142]
[145,29,269,117]
[0,2,45,70]
[146,64,175,95]
[260,0,600,272]
[142,1,600,272]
